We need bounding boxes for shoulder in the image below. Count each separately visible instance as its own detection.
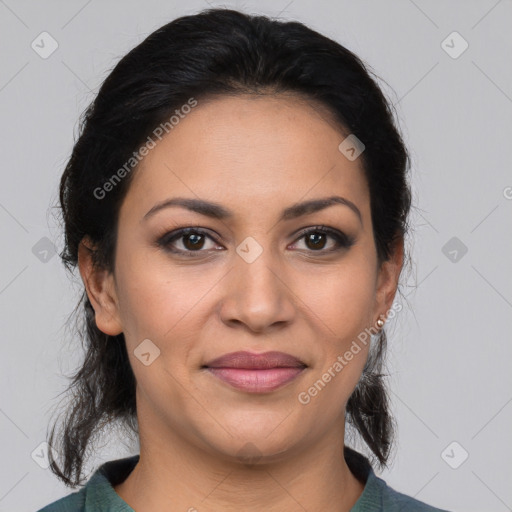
[372,472,451,511]
[35,454,139,512]
[345,448,451,512]
[35,488,86,512]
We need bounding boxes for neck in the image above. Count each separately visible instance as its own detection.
[115,417,366,512]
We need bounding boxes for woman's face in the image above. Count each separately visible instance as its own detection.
[82,94,401,463]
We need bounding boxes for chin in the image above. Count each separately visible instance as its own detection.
[199,424,305,466]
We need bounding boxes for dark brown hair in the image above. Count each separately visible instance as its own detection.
[47,7,412,487]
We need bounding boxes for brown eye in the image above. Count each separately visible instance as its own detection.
[158,225,355,258]
[182,232,206,250]
[158,228,221,257]
[304,232,328,250]
[292,226,355,253]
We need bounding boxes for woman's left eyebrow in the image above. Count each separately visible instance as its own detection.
[142,195,362,226]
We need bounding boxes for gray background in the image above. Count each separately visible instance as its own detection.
[1,1,511,511]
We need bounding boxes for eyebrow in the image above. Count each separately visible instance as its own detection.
[143,195,362,225]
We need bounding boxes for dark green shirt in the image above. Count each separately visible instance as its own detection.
[37,449,450,511]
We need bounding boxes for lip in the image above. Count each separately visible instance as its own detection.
[205,350,306,369]
[203,351,307,393]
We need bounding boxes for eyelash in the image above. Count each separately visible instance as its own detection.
[157,225,355,258]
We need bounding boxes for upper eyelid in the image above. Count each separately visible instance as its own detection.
[161,225,350,249]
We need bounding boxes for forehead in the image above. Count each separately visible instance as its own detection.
[121,94,370,222]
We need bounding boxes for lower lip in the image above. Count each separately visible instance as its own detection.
[206,367,305,393]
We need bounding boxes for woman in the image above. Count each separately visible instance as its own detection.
[38,8,450,512]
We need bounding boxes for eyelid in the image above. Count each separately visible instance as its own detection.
[157,224,355,256]
[289,225,355,251]
[157,227,222,253]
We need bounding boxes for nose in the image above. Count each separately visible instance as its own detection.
[218,250,296,334]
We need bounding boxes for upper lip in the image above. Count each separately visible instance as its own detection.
[204,351,307,369]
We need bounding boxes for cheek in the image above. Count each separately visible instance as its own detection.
[298,258,376,341]
[114,246,207,340]
[292,253,376,402]
[113,249,222,393]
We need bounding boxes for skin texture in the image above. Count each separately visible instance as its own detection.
[78,93,403,512]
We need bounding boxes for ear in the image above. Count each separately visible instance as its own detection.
[77,237,123,336]
[373,235,404,324]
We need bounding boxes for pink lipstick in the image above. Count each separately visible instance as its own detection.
[203,350,307,393]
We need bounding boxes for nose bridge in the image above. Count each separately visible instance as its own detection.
[238,246,280,295]
[219,238,295,331]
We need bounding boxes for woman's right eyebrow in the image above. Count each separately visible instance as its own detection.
[142,195,362,226]
[143,197,231,221]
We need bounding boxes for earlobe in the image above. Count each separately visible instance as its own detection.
[77,237,123,336]
[375,236,404,320]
